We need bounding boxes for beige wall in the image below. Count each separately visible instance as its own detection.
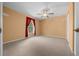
[35,20,40,36]
[3,6,40,43]
[40,16,66,39]
[3,6,26,42]
[67,3,74,51]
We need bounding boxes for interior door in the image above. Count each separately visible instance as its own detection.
[74,2,79,56]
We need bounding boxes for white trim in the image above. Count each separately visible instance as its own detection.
[69,46,74,56]
[74,32,76,56]
[66,14,74,54]
[74,2,77,56]
[38,35,65,39]
[66,14,70,44]
[3,38,25,44]
[0,2,3,56]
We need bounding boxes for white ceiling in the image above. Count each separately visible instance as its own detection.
[3,2,68,19]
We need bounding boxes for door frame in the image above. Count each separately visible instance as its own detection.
[73,2,79,56]
[66,2,75,55]
[0,2,3,56]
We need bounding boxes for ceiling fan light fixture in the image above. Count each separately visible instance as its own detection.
[37,3,54,19]
[43,13,48,16]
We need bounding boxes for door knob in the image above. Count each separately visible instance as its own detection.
[74,28,79,32]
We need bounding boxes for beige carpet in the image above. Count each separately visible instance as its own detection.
[3,36,73,56]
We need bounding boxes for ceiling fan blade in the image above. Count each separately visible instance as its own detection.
[37,13,42,15]
[48,13,54,15]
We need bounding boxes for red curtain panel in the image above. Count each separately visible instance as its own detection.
[25,17,31,37]
[25,16,36,37]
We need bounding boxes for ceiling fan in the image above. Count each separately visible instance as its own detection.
[37,8,54,19]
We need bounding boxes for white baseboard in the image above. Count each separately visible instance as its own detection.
[70,45,73,53]
[66,39,74,54]
[3,38,25,44]
[40,35,65,39]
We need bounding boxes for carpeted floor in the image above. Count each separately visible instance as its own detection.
[3,36,74,56]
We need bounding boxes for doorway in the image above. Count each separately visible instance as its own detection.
[25,16,36,37]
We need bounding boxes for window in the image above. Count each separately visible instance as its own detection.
[28,22,33,33]
[28,20,35,37]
